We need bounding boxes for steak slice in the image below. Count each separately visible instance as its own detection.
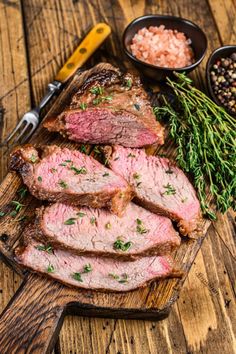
[34,202,181,259]
[43,65,164,147]
[10,145,132,216]
[106,145,202,236]
[16,236,179,292]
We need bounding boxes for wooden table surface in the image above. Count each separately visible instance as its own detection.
[0,0,235,353]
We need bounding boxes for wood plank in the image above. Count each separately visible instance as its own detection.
[0,0,235,353]
[0,0,30,179]
[208,0,236,43]
[177,227,236,353]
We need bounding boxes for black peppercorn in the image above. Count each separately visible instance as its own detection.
[210,52,236,113]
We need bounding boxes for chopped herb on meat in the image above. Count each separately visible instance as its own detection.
[80,102,87,110]
[47,264,55,273]
[103,172,109,177]
[126,78,132,89]
[162,183,176,195]
[38,176,42,182]
[90,86,104,95]
[58,180,68,189]
[77,212,86,217]
[35,244,53,254]
[30,154,37,163]
[59,162,67,166]
[70,166,87,175]
[84,264,92,273]
[136,219,149,234]
[133,172,140,179]
[113,238,132,252]
[90,216,96,225]
[72,272,83,282]
[64,218,77,225]
[165,168,173,174]
[109,273,128,283]
[128,153,136,158]
[108,273,119,280]
[80,145,88,154]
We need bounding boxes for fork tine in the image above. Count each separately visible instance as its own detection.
[15,121,32,143]
[2,118,27,146]
[20,123,38,144]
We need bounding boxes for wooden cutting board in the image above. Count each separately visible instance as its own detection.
[0,63,211,354]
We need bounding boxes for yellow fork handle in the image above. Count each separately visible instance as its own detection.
[55,23,111,83]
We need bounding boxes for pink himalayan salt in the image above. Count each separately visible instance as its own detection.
[131,25,194,68]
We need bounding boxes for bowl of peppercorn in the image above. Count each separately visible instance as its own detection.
[206,45,236,116]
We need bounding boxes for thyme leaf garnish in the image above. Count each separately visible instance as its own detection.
[113,238,132,252]
[128,153,136,158]
[17,187,28,198]
[80,145,88,154]
[136,219,149,234]
[80,102,87,110]
[134,103,140,111]
[103,172,109,177]
[153,72,236,219]
[90,86,104,95]
[30,154,37,163]
[90,216,96,225]
[70,165,87,175]
[64,218,77,225]
[72,263,93,282]
[11,201,25,213]
[72,272,83,282]
[83,264,92,273]
[77,212,86,217]
[36,244,53,254]
[162,183,176,196]
[58,180,68,189]
[47,264,55,273]
[126,78,132,89]
[108,273,129,283]
[133,172,140,179]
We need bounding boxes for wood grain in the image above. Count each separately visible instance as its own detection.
[0,0,30,178]
[0,0,235,353]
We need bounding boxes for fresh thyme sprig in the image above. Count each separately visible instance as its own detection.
[153,72,236,220]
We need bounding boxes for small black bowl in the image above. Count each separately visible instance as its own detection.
[122,15,207,81]
[206,45,236,116]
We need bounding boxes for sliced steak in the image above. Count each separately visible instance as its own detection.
[10,145,132,216]
[34,202,180,259]
[16,236,179,292]
[43,66,164,147]
[106,145,202,236]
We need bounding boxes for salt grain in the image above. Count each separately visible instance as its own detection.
[130,25,194,68]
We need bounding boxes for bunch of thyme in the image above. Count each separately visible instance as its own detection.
[153,72,236,220]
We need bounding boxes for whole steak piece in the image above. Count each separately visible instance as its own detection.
[106,145,202,236]
[43,65,164,147]
[16,236,179,292]
[34,202,181,259]
[10,145,132,216]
